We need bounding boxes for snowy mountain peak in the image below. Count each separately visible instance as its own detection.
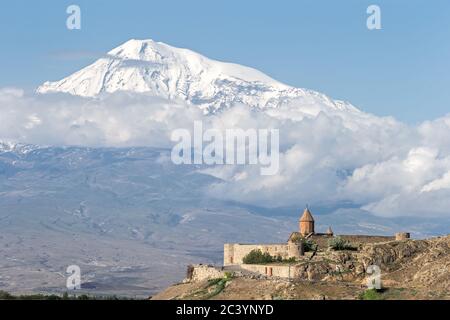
[0,141,40,155]
[37,39,358,113]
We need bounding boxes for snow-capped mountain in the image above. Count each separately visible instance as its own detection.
[0,141,40,155]
[37,39,358,114]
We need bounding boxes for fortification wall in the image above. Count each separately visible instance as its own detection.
[188,265,226,282]
[224,243,292,266]
[240,264,294,278]
[308,234,396,249]
[339,235,395,245]
[224,235,397,267]
[395,232,411,240]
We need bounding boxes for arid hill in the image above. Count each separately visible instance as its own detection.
[152,235,450,300]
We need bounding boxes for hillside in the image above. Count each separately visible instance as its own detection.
[152,235,450,300]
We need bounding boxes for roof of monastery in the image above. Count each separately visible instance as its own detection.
[300,207,314,222]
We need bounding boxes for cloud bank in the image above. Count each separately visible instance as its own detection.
[1,87,450,218]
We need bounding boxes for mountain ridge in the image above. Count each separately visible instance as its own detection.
[37,39,359,114]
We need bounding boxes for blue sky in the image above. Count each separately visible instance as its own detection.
[0,0,449,123]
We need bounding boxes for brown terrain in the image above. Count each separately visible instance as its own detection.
[152,235,450,300]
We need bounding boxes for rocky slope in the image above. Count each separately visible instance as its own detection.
[152,235,450,300]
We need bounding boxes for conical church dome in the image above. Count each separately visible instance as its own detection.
[300,208,314,222]
[299,207,315,235]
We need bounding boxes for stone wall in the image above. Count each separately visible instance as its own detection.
[224,235,396,266]
[187,264,226,282]
[395,232,411,241]
[240,264,295,278]
[340,235,396,244]
[308,234,396,249]
[224,243,302,266]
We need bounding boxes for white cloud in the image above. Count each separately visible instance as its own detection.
[0,90,203,147]
[422,171,450,193]
[1,88,450,218]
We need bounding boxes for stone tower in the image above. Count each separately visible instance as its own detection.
[299,207,315,236]
[326,226,334,236]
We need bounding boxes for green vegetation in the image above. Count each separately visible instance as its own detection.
[206,279,228,298]
[279,257,297,263]
[242,249,297,264]
[289,234,316,252]
[302,239,317,252]
[205,273,235,299]
[328,236,357,251]
[243,249,275,264]
[272,254,296,263]
[358,288,384,300]
[0,290,129,300]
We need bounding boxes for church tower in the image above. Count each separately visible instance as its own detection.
[299,207,315,236]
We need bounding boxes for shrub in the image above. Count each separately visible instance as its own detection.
[242,249,274,264]
[302,239,316,252]
[282,257,297,263]
[358,289,384,300]
[328,236,356,251]
[242,250,298,264]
